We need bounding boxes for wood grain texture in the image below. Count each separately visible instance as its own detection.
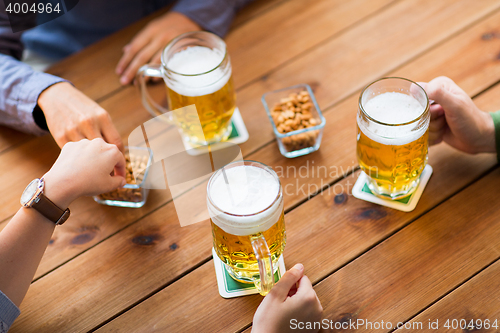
[5,1,500,332]
[396,259,500,332]
[2,0,500,302]
[312,168,500,332]
[92,146,497,333]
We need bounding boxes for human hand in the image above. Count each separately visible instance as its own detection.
[252,264,323,333]
[37,82,124,151]
[42,138,126,208]
[422,76,495,154]
[116,11,201,85]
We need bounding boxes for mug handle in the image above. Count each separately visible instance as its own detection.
[250,233,274,296]
[136,64,172,120]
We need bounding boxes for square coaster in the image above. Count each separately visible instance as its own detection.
[212,248,286,298]
[183,107,249,156]
[352,165,433,212]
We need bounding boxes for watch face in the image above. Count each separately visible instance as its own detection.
[21,179,40,206]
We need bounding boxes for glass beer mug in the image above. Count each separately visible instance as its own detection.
[356,77,430,199]
[136,31,236,146]
[207,161,286,296]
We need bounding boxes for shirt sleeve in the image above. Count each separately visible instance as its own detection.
[0,53,66,136]
[0,290,20,332]
[491,110,500,162]
[172,0,255,37]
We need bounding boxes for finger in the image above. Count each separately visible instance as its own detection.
[120,42,161,85]
[429,130,444,146]
[98,112,125,152]
[116,30,154,75]
[430,114,446,132]
[430,104,444,120]
[295,274,314,296]
[425,76,468,117]
[270,263,304,301]
[111,148,127,179]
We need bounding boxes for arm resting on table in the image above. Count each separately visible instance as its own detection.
[173,0,255,37]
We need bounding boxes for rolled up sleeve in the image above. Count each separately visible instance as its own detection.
[172,0,254,37]
[0,290,20,332]
[0,54,66,136]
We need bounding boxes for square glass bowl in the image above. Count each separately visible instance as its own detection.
[262,84,326,158]
[93,146,152,208]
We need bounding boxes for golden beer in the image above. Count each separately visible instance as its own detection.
[211,210,285,281]
[357,78,430,199]
[207,161,286,295]
[167,75,236,145]
[137,31,236,146]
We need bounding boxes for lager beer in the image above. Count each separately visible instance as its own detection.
[137,31,236,146]
[207,161,286,295]
[166,46,236,145]
[357,78,430,199]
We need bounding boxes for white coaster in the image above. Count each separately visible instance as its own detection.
[212,248,286,298]
[352,165,433,212]
[182,107,249,156]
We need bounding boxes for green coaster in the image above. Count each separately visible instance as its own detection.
[352,165,433,212]
[212,248,286,298]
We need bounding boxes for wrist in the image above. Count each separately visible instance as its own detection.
[42,172,77,208]
[37,82,72,115]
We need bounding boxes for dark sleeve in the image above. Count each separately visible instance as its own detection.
[0,0,36,59]
[172,0,255,37]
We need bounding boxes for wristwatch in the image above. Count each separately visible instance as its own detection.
[20,178,70,225]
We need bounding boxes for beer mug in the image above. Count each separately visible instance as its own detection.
[207,161,286,296]
[136,31,236,146]
[356,77,430,199]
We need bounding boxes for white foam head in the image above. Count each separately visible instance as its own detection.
[359,92,428,145]
[166,46,231,97]
[208,165,282,236]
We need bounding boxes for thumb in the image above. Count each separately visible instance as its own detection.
[109,175,127,190]
[270,263,304,301]
[425,77,468,118]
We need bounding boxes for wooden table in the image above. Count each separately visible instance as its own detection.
[2,0,500,331]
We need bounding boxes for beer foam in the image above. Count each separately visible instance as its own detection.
[208,165,282,236]
[359,92,428,145]
[166,46,231,97]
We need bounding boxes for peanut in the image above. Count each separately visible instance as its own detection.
[269,89,321,153]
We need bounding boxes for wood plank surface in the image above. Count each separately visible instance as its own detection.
[14,74,500,330]
[396,259,500,332]
[312,168,500,333]
[1,0,499,296]
[5,1,500,332]
[92,148,497,333]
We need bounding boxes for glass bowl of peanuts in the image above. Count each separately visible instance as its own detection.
[93,146,152,208]
[262,84,326,158]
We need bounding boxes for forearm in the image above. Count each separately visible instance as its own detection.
[0,208,55,307]
[0,54,66,135]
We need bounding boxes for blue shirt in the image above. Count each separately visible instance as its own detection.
[0,290,19,333]
[0,0,252,135]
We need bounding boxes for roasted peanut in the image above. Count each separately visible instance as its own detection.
[269,89,321,152]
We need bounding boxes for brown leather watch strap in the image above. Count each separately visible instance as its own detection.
[34,193,71,225]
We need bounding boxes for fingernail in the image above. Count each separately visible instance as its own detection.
[121,178,126,187]
[293,263,304,272]
[120,77,128,85]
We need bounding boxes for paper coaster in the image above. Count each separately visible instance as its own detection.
[212,248,286,298]
[183,107,249,156]
[352,165,433,212]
